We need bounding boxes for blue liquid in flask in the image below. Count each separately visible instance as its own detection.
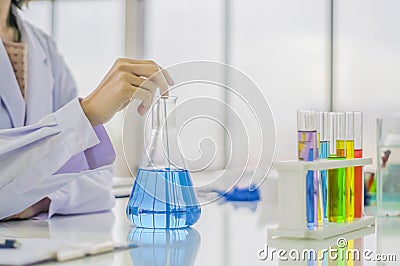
[126,168,201,229]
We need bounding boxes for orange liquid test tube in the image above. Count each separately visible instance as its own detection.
[354,112,363,218]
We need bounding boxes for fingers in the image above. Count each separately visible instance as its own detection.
[114,58,175,115]
[116,58,156,65]
[152,69,170,96]
[160,65,174,86]
[130,86,153,115]
[116,58,173,96]
[125,74,158,96]
[124,64,168,94]
[159,66,174,96]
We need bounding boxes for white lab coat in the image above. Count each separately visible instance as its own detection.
[0,9,116,220]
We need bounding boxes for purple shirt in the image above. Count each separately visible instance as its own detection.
[56,125,116,174]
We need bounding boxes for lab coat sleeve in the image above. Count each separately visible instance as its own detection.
[47,125,116,218]
[0,99,100,220]
[43,34,116,216]
[47,165,115,217]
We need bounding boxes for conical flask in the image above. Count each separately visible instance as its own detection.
[126,96,201,229]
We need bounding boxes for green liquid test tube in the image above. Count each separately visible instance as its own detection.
[328,112,346,223]
[328,156,346,223]
[346,112,355,221]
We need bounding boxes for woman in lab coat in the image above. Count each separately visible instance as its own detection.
[0,1,172,220]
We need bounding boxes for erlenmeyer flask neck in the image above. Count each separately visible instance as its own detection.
[152,96,177,129]
[142,96,185,170]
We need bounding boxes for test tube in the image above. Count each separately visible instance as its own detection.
[318,112,329,222]
[328,112,346,223]
[346,112,355,221]
[329,112,336,156]
[316,112,322,226]
[354,112,363,218]
[297,110,318,230]
[336,112,346,157]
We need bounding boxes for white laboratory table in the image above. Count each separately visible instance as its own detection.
[1,179,400,266]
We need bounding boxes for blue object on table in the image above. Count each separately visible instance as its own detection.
[221,185,261,202]
[0,239,20,249]
[364,183,370,206]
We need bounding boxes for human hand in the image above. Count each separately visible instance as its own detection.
[80,59,174,126]
[3,197,50,221]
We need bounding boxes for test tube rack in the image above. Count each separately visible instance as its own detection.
[267,158,375,240]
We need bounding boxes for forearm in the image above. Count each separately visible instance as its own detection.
[3,198,51,220]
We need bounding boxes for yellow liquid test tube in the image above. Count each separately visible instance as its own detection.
[346,112,355,221]
[336,139,345,157]
[346,140,355,221]
[318,191,323,226]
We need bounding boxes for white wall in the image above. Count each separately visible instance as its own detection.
[231,0,331,162]
[333,0,400,167]
[144,0,226,171]
[53,0,125,98]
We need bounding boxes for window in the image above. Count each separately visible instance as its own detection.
[21,0,127,174]
[21,0,400,171]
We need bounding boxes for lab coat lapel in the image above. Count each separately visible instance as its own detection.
[16,11,54,125]
[0,41,26,128]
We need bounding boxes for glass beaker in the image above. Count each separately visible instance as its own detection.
[126,96,201,228]
[377,116,400,216]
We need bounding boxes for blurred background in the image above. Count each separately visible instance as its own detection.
[21,0,400,176]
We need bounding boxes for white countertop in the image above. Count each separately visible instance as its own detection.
[1,179,399,265]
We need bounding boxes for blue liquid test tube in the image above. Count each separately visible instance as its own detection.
[318,111,330,222]
[298,110,318,230]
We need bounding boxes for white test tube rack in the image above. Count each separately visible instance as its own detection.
[267,158,375,240]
